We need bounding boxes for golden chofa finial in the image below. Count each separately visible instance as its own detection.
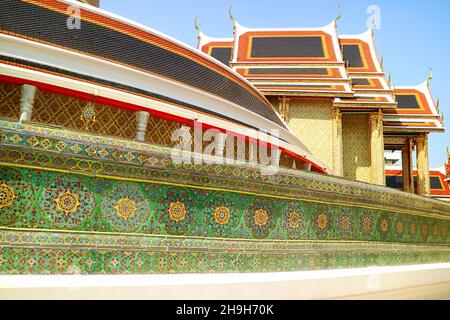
[387,70,392,87]
[380,55,384,71]
[194,16,201,33]
[436,97,440,113]
[426,67,433,86]
[228,6,236,25]
[335,5,342,23]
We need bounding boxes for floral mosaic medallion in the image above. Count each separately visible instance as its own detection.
[420,218,431,242]
[0,183,15,209]
[377,212,392,241]
[431,222,441,243]
[114,197,137,220]
[406,215,419,242]
[336,207,355,239]
[100,182,150,232]
[0,168,34,226]
[244,198,277,239]
[39,175,95,230]
[202,192,241,237]
[281,201,308,240]
[168,201,187,222]
[288,211,300,229]
[254,209,269,227]
[359,210,374,240]
[214,206,231,225]
[392,214,408,242]
[55,190,80,214]
[156,187,198,235]
[311,204,334,239]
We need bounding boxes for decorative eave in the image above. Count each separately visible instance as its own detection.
[240,77,350,84]
[383,81,445,132]
[259,90,355,98]
[197,31,233,52]
[382,119,445,133]
[334,93,397,109]
[334,102,397,109]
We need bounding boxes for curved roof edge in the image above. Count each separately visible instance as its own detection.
[59,0,273,112]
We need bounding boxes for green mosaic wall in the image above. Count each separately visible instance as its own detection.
[0,166,449,243]
[0,119,449,274]
[1,232,450,274]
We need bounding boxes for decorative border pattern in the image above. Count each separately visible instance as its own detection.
[1,120,449,217]
[1,229,449,274]
[0,163,449,243]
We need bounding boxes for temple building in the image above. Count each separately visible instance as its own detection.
[0,0,449,299]
[198,15,444,195]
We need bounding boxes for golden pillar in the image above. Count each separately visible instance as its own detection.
[369,111,385,185]
[416,133,430,196]
[278,96,290,122]
[331,107,343,176]
[401,138,414,193]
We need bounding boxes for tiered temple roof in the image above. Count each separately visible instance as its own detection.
[335,29,396,109]
[383,81,445,132]
[197,19,444,131]
[199,20,353,97]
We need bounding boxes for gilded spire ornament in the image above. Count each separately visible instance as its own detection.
[335,5,342,23]
[194,16,201,33]
[426,67,432,86]
[228,7,236,25]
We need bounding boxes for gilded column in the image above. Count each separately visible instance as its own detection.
[135,110,150,141]
[408,138,415,192]
[369,111,385,185]
[416,133,430,196]
[278,96,289,122]
[401,138,414,193]
[20,84,38,122]
[331,107,343,176]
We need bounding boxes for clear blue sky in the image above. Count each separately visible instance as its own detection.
[101,0,450,168]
